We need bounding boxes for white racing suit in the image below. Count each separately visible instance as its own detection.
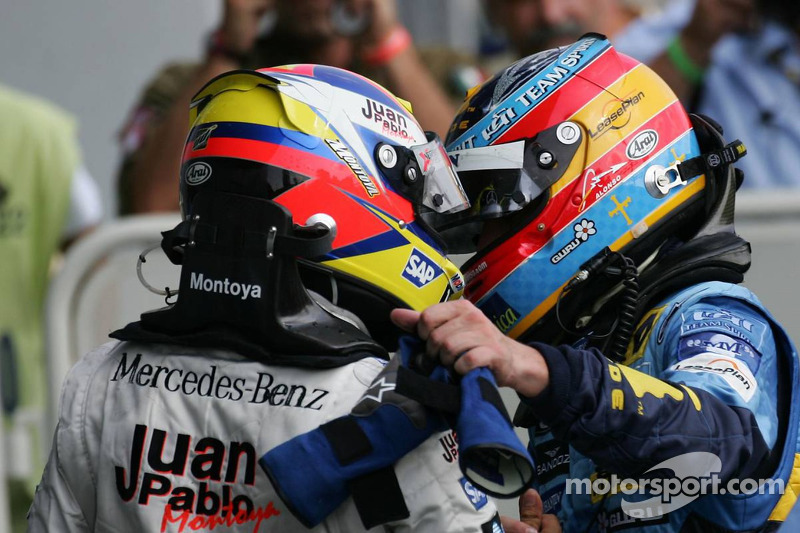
[28,340,501,532]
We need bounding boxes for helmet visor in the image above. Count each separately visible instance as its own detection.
[411,134,471,214]
[377,132,471,215]
[430,121,584,253]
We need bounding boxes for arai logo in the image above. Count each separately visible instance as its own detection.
[626,129,659,160]
[185,162,212,186]
[403,248,443,288]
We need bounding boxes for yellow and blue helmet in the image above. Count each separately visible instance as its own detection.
[180,65,469,344]
[438,35,747,351]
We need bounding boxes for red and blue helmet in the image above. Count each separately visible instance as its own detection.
[441,35,738,342]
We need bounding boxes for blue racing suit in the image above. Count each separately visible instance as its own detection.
[522,281,800,532]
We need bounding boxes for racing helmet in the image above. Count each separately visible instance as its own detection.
[440,35,746,348]
[180,65,468,343]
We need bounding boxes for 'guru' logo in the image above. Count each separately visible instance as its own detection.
[550,219,597,264]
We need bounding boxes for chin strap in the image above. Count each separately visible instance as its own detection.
[115,191,387,363]
[647,140,747,197]
[159,213,333,268]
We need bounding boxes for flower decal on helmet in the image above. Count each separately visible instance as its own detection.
[574,219,596,241]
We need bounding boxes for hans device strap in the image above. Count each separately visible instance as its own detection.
[113,191,386,363]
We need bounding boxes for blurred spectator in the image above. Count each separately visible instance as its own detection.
[480,0,667,58]
[614,0,800,188]
[0,82,102,532]
[117,0,459,214]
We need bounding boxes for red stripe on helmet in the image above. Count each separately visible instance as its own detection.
[464,100,692,303]
[497,48,638,145]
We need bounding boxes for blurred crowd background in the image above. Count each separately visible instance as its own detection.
[3,0,796,218]
[3,0,800,530]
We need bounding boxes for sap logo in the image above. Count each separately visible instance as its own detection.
[402,249,443,288]
[627,129,659,160]
[185,162,212,186]
[459,477,488,510]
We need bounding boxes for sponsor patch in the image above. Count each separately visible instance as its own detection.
[450,35,604,151]
[626,129,658,159]
[402,248,444,288]
[480,292,521,334]
[588,91,646,140]
[460,477,489,510]
[111,353,330,408]
[185,162,212,186]
[450,272,464,292]
[464,261,487,284]
[687,309,755,331]
[678,331,761,373]
[680,306,768,358]
[597,506,668,532]
[540,485,565,515]
[325,138,380,197]
[670,353,758,402]
[439,272,465,302]
[481,512,504,533]
[550,218,597,264]
[533,439,571,484]
[191,124,217,150]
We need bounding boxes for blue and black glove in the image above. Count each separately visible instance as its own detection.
[259,336,534,529]
[259,346,447,528]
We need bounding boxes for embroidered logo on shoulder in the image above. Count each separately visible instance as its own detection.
[670,353,757,402]
[678,331,762,373]
[460,477,489,510]
[682,309,755,334]
[402,248,443,288]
